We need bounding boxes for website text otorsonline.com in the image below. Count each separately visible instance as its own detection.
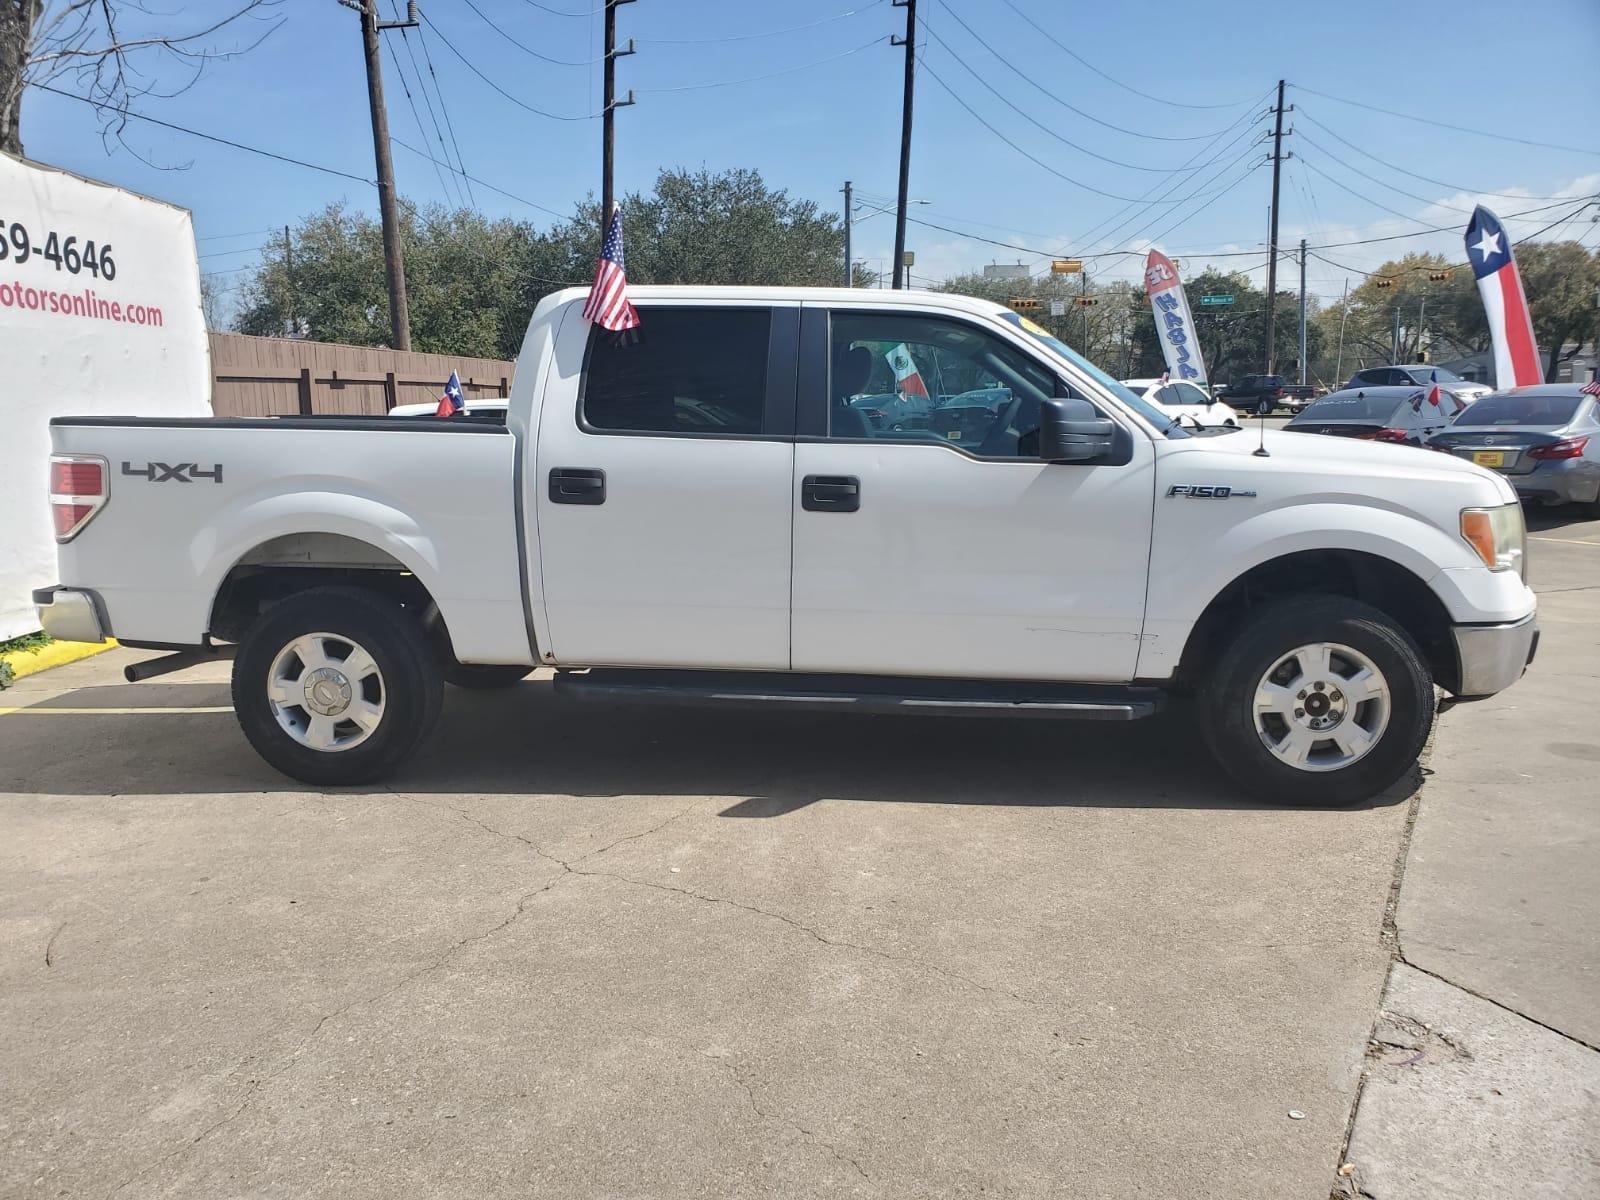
[0,279,164,327]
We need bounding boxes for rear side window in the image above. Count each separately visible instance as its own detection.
[582,307,771,436]
[1454,395,1582,427]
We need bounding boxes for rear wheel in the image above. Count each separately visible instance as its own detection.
[1198,596,1433,804]
[232,586,442,785]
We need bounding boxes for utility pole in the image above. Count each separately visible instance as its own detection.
[890,0,917,289]
[601,0,637,238]
[1297,237,1307,385]
[1334,277,1350,383]
[283,225,296,339]
[1418,295,1427,362]
[1392,306,1402,362]
[1263,79,1291,374]
[344,0,417,350]
[842,180,853,286]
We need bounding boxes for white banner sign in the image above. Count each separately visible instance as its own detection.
[0,157,211,639]
[1144,248,1207,385]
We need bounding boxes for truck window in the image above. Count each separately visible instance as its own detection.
[829,312,1056,457]
[582,307,771,436]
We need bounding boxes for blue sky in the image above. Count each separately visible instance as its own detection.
[20,0,1600,311]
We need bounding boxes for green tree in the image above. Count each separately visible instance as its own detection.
[1516,241,1600,382]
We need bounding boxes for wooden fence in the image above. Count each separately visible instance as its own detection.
[209,332,514,418]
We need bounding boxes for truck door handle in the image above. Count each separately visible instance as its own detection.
[549,467,606,505]
[802,474,860,513]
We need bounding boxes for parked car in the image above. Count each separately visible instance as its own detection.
[1425,385,1600,513]
[1344,364,1491,408]
[1217,374,1302,414]
[37,285,1536,804]
[390,398,509,421]
[1122,378,1240,428]
[850,391,931,432]
[931,386,1013,447]
[1284,387,1456,446]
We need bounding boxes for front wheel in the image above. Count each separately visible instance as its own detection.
[1198,596,1434,804]
[232,586,443,785]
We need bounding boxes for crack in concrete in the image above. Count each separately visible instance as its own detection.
[1394,956,1600,1054]
[43,919,66,968]
[725,1058,872,1188]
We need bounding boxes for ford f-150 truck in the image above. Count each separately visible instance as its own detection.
[37,286,1538,802]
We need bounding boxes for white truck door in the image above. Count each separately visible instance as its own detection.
[534,302,798,669]
[791,306,1157,682]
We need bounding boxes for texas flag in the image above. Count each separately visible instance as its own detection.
[1465,206,1541,388]
[886,342,930,398]
[434,371,465,417]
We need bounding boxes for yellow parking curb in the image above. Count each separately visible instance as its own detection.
[0,638,119,683]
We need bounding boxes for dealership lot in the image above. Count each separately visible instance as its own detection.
[2,507,1595,1199]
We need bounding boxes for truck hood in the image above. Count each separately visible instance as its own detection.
[1158,426,1517,514]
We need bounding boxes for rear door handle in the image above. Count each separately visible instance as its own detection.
[802,474,860,513]
[549,467,606,505]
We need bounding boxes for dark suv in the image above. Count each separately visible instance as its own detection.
[1219,374,1288,413]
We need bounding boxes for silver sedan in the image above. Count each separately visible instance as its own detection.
[1426,384,1600,513]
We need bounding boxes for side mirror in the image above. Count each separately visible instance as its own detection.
[1039,396,1115,463]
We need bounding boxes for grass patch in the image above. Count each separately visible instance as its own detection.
[0,631,56,689]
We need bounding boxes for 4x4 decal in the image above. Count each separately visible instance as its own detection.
[121,461,223,483]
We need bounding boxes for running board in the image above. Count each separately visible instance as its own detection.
[553,669,1161,721]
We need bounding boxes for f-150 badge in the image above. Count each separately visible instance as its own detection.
[121,461,223,483]
[1166,484,1256,498]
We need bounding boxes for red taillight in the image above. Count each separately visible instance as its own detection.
[1528,436,1588,461]
[49,454,107,541]
[1374,428,1410,443]
[1275,387,1285,397]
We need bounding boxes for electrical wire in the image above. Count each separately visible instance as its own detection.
[1297,132,1476,216]
[1299,157,1457,232]
[421,12,600,120]
[643,0,888,43]
[382,19,459,207]
[1292,85,1600,157]
[28,82,377,184]
[460,0,604,66]
[930,1,1245,143]
[515,0,591,18]
[414,20,480,206]
[392,6,471,207]
[1296,111,1584,202]
[637,37,885,93]
[994,0,1259,110]
[389,136,571,221]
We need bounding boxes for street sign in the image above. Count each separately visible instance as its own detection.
[1050,259,1083,274]
[1199,294,1234,306]
[1048,299,1066,317]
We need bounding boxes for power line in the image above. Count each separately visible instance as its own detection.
[29,82,376,185]
[643,0,888,43]
[929,1,1243,143]
[1079,132,1267,253]
[1292,85,1600,157]
[994,0,1258,111]
[1297,131,1475,216]
[389,135,571,220]
[915,56,1199,204]
[515,0,592,17]
[1305,198,1599,278]
[390,5,469,207]
[382,20,459,207]
[460,0,604,66]
[413,20,479,207]
[1299,156,1455,233]
[1296,110,1584,202]
[420,12,600,120]
[637,37,885,93]
[196,228,276,242]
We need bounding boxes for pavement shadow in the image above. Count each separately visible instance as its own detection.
[0,676,1413,814]
[1524,505,1599,532]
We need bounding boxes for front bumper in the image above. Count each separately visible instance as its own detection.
[33,586,109,645]
[1451,612,1538,699]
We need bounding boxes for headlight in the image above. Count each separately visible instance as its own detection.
[1460,503,1526,578]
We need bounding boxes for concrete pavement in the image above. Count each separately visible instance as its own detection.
[1340,506,1600,1198]
[2,651,1410,1198]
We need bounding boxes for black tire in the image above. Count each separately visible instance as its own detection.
[231,586,443,786]
[444,662,532,689]
[1198,595,1434,805]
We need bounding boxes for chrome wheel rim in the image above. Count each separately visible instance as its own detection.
[1253,642,1390,773]
[267,632,385,753]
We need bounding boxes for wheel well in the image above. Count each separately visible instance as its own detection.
[209,534,451,657]
[1175,550,1458,693]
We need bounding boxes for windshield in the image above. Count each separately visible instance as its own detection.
[1453,394,1582,427]
[1298,392,1404,421]
[1000,311,1188,437]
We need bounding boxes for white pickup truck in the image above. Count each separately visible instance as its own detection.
[38,286,1538,802]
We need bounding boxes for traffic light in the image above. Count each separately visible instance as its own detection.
[1009,297,1040,311]
[1074,296,1098,307]
[1427,270,1454,282]
[1375,277,1395,289]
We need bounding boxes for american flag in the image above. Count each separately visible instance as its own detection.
[1581,377,1600,397]
[1425,369,1443,408]
[583,204,640,332]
